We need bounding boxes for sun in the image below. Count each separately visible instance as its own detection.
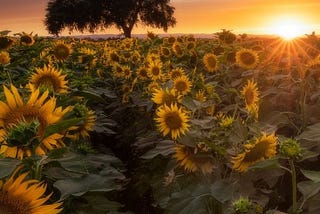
[267,17,311,40]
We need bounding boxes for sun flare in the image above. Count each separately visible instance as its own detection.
[267,17,311,40]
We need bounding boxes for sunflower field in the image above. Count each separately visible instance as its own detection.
[1,29,320,214]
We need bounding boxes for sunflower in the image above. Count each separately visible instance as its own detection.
[185,41,196,52]
[0,51,10,65]
[203,53,219,72]
[0,85,71,159]
[147,82,161,93]
[0,167,62,213]
[174,144,215,174]
[168,67,185,80]
[241,79,259,113]
[20,33,35,46]
[121,65,132,79]
[136,66,149,80]
[112,63,123,78]
[107,49,120,63]
[155,103,190,140]
[194,90,207,102]
[236,48,259,69]
[78,47,97,68]
[66,104,96,140]
[152,88,182,106]
[232,133,277,172]
[160,46,171,58]
[52,40,72,61]
[148,60,163,81]
[167,36,176,44]
[0,36,14,50]
[29,64,68,94]
[173,75,192,95]
[172,42,184,58]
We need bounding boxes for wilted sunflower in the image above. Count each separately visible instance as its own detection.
[232,133,277,172]
[0,51,10,65]
[0,167,62,213]
[155,103,190,140]
[66,104,96,140]
[203,53,219,72]
[236,48,259,69]
[0,85,71,158]
[152,88,182,106]
[29,64,68,94]
[241,79,259,112]
[173,75,192,95]
[20,33,35,46]
[174,144,215,174]
[52,40,72,61]
[148,60,163,80]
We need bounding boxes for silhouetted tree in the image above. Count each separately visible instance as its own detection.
[45,0,176,38]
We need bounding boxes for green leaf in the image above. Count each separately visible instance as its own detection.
[300,170,320,183]
[42,117,84,139]
[141,140,175,159]
[247,158,281,171]
[210,180,234,203]
[297,122,320,142]
[297,181,320,207]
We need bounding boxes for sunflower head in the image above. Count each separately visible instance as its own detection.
[173,75,192,95]
[30,64,68,94]
[241,79,259,114]
[172,42,184,57]
[236,48,259,69]
[0,51,10,65]
[194,90,207,102]
[0,167,62,213]
[203,53,219,72]
[52,40,72,61]
[168,67,185,80]
[147,82,161,93]
[232,133,278,172]
[152,88,182,106]
[20,33,35,46]
[148,60,163,80]
[160,46,171,58]
[174,144,215,174]
[217,29,237,45]
[279,138,301,160]
[0,36,14,50]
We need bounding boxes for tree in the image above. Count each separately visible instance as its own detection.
[45,0,176,38]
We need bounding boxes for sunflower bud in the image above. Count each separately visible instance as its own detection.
[232,197,252,213]
[280,138,301,159]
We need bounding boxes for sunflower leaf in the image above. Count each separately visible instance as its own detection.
[42,117,84,139]
[300,170,320,183]
[0,158,21,178]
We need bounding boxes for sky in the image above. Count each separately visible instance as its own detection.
[0,0,320,36]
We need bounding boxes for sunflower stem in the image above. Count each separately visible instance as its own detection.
[4,67,12,84]
[289,159,297,214]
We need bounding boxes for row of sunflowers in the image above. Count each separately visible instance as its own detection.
[1,29,320,213]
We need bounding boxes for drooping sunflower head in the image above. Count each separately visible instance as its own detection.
[173,75,192,95]
[241,79,259,113]
[66,104,96,140]
[20,33,35,46]
[0,36,14,50]
[148,60,163,80]
[232,132,278,172]
[203,53,219,72]
[52,40,72,61]
[0,51,10,65]
[155,103,190,140]
[0,167,62,213]
[29,64,68,94]
[236,48,259,69]
[152,88,182,106]
[174,144,215,174]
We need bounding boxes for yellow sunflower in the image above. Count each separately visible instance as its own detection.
[172,42,184,58]
[66,104,96,140]
[136,66,149,80]
[241,79,259,113]
[0,51,10,65]
[203,53,219,72]
[194,90,207,102]
[174,144,215,174]
[232,133,278,172]
[20,33,35,46]
[173,75,192,95]
[107,49,120,63]
[29,64,68,94]
[0,85,71,159]
[112,63,123,78]
[0,167,62,213]
[147,60,163,80]
[155,103,190,140]
[52,40,72,61]
[236,48,259,69]
[147,82,161,94]
[168,67,185,80]
[185,41,196,52]
[152,88,182,106]
[160,46,171,58]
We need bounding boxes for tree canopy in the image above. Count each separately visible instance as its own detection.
[45,0,176,38]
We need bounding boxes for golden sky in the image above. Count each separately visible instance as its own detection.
[0,0,319,36]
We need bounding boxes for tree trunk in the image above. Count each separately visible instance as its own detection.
[122,26,132,38]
